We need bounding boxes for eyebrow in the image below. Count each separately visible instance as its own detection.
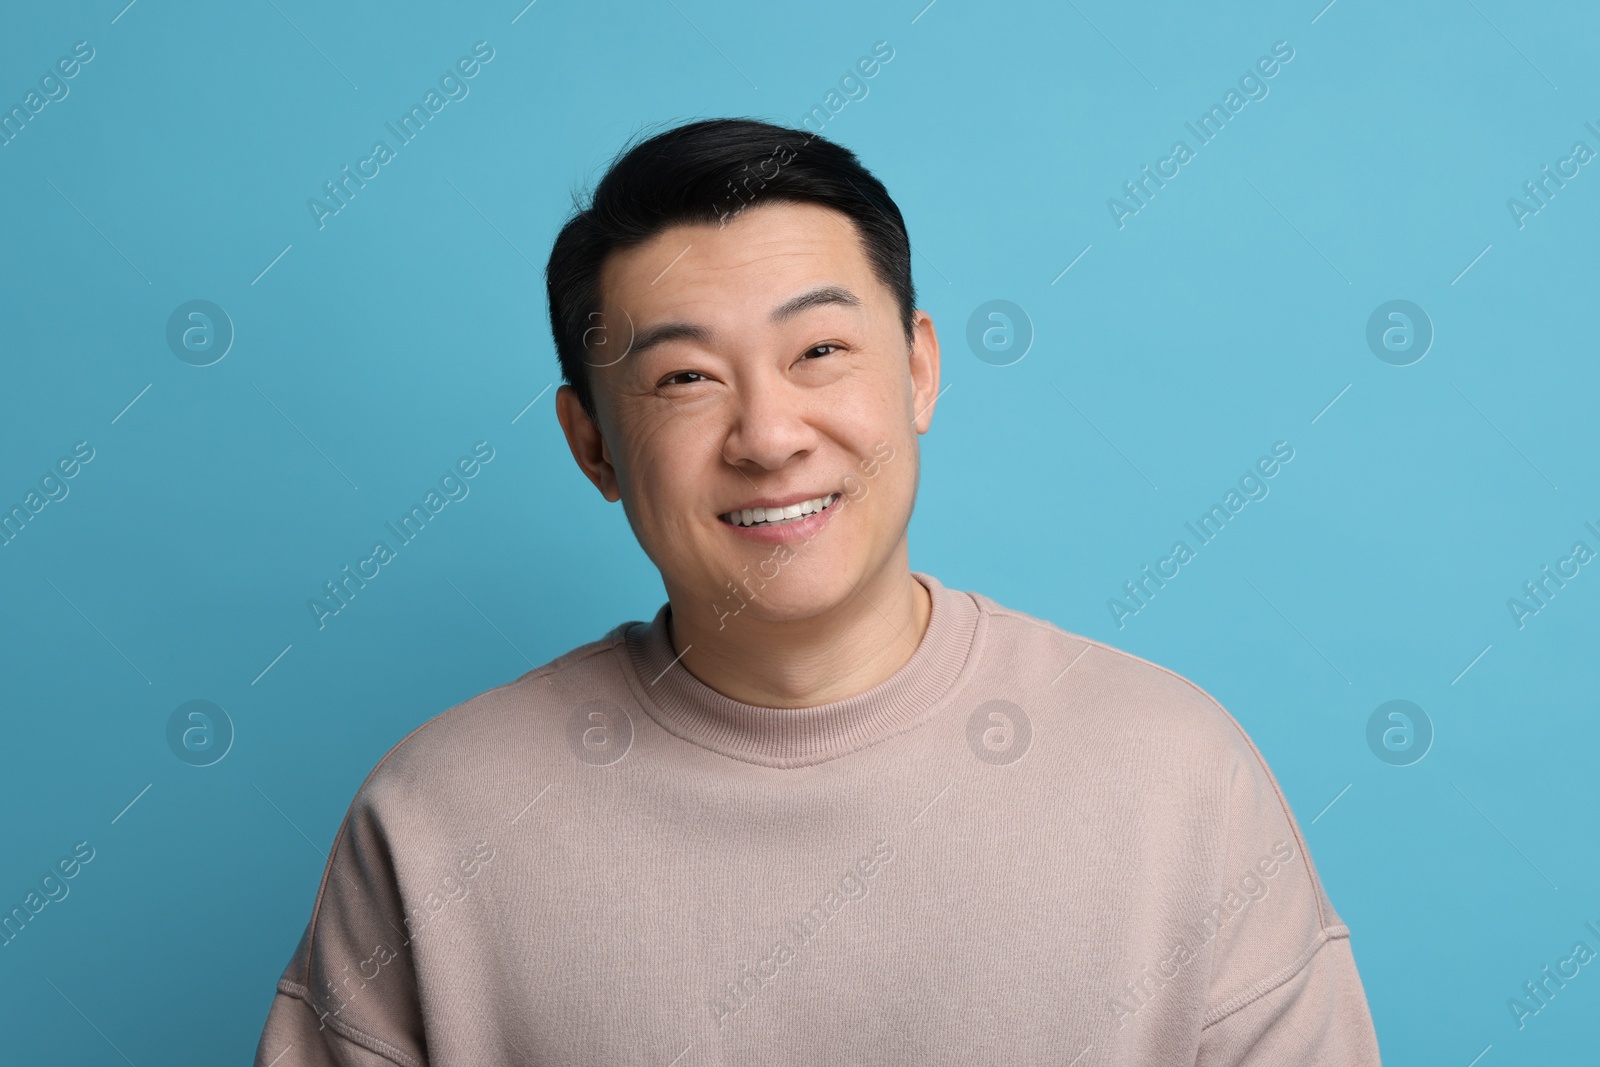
[770,284,862,321]
[626,321,711,358]
[625,285,863,359]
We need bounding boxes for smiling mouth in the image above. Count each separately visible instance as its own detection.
[718,493,841,528]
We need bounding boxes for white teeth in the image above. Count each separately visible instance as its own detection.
[722,493,838,527]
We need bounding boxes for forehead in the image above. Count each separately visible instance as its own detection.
[596,201,885,316]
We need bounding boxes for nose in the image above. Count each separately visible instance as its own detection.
[720,368,818,473]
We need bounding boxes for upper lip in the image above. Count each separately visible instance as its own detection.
[718,490,836,514]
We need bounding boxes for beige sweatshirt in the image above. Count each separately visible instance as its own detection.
[252,571,1381,1065]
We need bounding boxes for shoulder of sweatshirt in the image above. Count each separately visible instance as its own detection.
[966,589,1336,924]
[343,620,639,813]
[965,589,1270,774]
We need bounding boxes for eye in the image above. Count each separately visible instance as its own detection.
[803,343,841,359]
[658,370,709,387]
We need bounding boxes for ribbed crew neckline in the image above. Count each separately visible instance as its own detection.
[621,571,981,768]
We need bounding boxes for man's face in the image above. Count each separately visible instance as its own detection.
[556,201,941,629]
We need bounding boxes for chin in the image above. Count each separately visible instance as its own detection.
[703,550,865,627]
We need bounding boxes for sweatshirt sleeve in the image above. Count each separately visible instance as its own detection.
[1197,934,1381,1066]
[251,784,430,1067]
[1193,738,1382,1066]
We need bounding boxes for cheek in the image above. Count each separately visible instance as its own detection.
[621,416,713,535]
[870,446,917,515]
[612,404,682,486]
[842,432,916,516]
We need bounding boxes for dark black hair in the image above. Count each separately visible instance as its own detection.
[544,117,916,421]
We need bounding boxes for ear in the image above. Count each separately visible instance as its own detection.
[907,309,941,433]
[555,385,621,502]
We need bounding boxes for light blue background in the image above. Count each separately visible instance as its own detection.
[2,0,1596,1062]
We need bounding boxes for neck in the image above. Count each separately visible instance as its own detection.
[663,545,933,708]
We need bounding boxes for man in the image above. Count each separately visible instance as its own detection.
[252,118,1381,1065]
